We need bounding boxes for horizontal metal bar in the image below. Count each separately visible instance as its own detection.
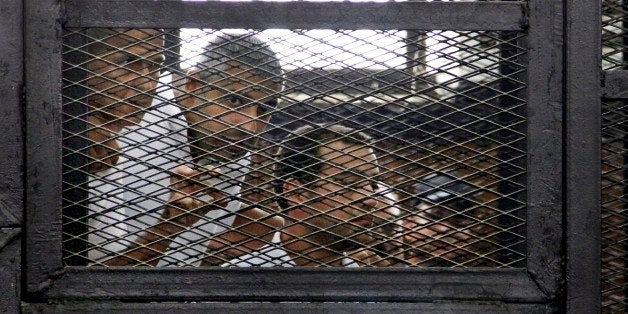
[22,301,551,312]
[602,70,628,99]
[41,268,547,302]
[63,0,526,30]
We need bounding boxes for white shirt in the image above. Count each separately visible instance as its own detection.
[222,232,295,267]
[87,82,190,263]
[157,154,250,267]
[222,232,361,267]
[87,80,252,267]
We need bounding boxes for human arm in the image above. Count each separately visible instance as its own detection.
[198,149,284,266]
[199,207,284,266]
[103,164,228,266]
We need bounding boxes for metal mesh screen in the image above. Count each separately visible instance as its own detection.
[603,0,628,70]
[602,99,628,312]
[602,0,628,312]
[62,28,527,268]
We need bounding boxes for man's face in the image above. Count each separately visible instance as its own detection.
[86,29,164,129]
[182,61,281,160]
[401,203,473,266]
[298,140,383,250]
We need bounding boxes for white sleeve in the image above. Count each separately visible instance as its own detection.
[157,157,249,267]
[87,167,133,264]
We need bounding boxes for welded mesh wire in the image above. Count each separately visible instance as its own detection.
[602,99,628,312]
[602,0,628,312]
[62,28,527,268]
[603,0,628,70]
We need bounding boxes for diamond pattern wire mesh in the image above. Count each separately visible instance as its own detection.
[603,0,628,70]
[602,0,628,312]
[62,28,527,268]
[602,99,628,313]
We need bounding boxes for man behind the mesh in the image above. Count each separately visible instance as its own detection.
[219,124,400,267]
[99,33,285,266]
[82,28,193,265]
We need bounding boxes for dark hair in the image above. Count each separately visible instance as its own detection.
[197,32,284,95]
[273,124,372,209]
[411,172,476,210]
[85,28,164,55]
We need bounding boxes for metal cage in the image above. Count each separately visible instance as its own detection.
[601,0,628,312]
[10,0,601,311]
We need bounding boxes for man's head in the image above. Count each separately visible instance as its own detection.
[85,28,165,130]
[274,124,385,251]
[179,33,283,160]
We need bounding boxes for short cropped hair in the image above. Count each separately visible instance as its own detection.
[84,28,163,56]
[273,124,373,209]
[196,33,283,88]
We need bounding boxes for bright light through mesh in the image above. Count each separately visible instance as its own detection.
[62,28,527,268]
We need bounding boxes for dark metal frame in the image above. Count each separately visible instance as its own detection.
[22,301,551,313]
[19,0,596,311]
[565,0,601,311]
[0,0,24,312]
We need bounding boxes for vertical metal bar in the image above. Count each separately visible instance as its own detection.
[164,29,186,99]
[405,30,428,92]
[0,0,24,311]
[497,29,525,266]
[164,29,181,73]
[61,31,89,266]
[622,1,628,311]
[565,0,601,311]
[0,0,24,227]
[24,0,64,293]
[525,0,564,297]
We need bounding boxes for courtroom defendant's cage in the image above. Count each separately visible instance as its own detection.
[62,28,527,268]
[22,0,598,311]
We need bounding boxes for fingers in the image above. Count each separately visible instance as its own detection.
[236,207,285,229]
[170,164,221,185]
[230,208,284,249]
[345,249,391,267]
[169,165,202,208]
[169,164,225,208]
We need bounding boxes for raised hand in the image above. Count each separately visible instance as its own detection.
[162,164,229,228]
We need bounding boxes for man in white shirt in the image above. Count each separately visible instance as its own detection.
[81,29,282,265]
[84,31,284,266]
[81,28,190,263]
[212,124,401,267]
[87,79,191,263]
